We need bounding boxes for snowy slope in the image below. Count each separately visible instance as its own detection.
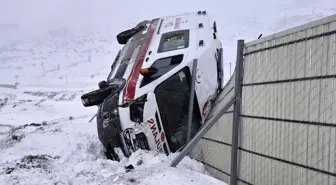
[1,0,336,184]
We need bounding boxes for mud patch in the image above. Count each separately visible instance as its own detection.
[11,99,34,108]
[12,122,48,132]
[24,91,83,101]
[0,83,18,89]
[2,154,60,175]
[0,97,9,109]
[0,121,50,150]
[33,99,46,106]
[0,116,85,150]
[24,91,58,99]
[0,93,17,110]
[0,124,14,135]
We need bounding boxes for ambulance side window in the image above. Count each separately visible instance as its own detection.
[140,54,184,87]
[158,30,189,53]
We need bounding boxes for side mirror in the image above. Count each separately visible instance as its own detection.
[81,78,126,107]
[81,87,113,107]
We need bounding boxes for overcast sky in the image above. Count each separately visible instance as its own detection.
[1,0,335,81]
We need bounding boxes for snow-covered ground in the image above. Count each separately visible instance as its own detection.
[1,0,336,184]
[0,87,226,185]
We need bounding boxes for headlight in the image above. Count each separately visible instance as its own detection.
[102,108,120,129]
[130,94,147,123]
[102,108,118,121]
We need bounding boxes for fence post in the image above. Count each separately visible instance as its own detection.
[186,59,198,143]
[230,39,244,185]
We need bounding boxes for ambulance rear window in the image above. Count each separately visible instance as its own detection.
[158,30,189,53]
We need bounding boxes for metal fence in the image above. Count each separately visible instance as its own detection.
[171,14,336,185]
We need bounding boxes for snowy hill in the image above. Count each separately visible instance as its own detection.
[1,0,336,184]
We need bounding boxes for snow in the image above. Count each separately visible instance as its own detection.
[0,0,335,184]
[0,88,225,185]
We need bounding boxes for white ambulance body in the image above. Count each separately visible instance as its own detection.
[81,11,223,160]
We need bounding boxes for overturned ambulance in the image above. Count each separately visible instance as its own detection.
[81,11,224,160]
